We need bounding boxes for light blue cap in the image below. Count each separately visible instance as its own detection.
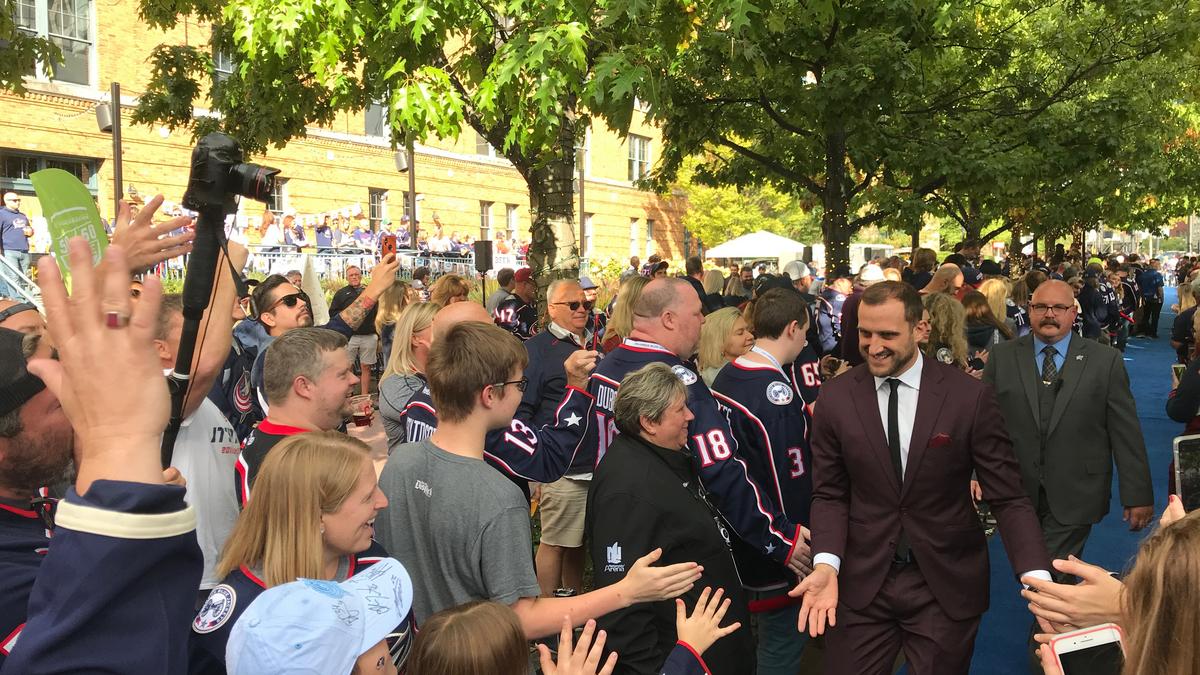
[226,557,413,675]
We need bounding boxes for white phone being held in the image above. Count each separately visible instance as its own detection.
[1051,623,1124,675]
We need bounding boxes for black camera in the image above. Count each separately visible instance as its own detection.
[182,132,280,213]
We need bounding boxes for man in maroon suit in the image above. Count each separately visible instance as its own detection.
[791,281,1050,674]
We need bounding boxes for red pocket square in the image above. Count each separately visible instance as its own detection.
[928,433,952,448]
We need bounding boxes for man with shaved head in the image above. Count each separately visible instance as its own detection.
[984,279,1153,577]
[588,278,812,578]
[395,301,598,494]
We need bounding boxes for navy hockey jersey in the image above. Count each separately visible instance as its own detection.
[207,339,264,441]
[494,296,538,341]
[0,493,52,668]
[789,344,822,411]
[1,481,201,674]
[588,338,799,567]
[401,381,593,485]
[816,288,846,354]
[711,355,813,590]
[188,541,413,675]
[234,420,308,508]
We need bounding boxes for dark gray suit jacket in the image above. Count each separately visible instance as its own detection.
[982,333,1153,525]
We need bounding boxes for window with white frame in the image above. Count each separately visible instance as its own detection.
[17,0,93,86]
[629,218,639,257]
[1,149,97,193]
[266,178,288,215]
[645,219,655,258]
[582,213,594,258]
[506,203,519,239]
[368,188,387,230]
[479,201,494,239]
[627,134,651,182]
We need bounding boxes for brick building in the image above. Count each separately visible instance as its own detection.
[1,1,692,267]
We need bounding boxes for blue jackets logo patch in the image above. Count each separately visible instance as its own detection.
[766,381,793,405]
[193,585,237,634]
[671,364,698,385]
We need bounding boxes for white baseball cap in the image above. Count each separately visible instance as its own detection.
[783,260,813,281]
[859,264,885,283]
[226,557,413,675]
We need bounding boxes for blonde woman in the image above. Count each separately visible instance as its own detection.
[977,278,1011,330]
[191,432,412,672]
[922,292,968,369]
[602,274,651,352]
[697,307,754,386]
[379,302,440,451]
[429,274,471,306]
[376,280,415,363]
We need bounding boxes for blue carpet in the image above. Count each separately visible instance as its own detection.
[968,290,1179,674]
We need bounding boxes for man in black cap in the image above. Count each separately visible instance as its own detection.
[979,259,1004,280]
[0,327,73,668]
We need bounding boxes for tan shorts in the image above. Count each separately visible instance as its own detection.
[538,476,589,548]
[347,334,379,366]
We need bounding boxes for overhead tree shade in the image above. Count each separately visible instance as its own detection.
[704,231,809,259]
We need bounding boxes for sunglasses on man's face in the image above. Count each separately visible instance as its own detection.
[268,291,310,312]
[552,300,594,312]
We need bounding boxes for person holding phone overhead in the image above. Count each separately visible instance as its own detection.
[983,279,1154,578]
[791,281,1050,675]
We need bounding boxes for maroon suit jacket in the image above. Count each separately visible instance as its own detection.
[810,357,1049,620]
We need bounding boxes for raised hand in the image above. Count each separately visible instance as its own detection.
[674,587,742,656]
[619,548,703,603]
[1020,556,1123,630]
[537,617,618,675]
[27,240,169,492]
[109,195,194,274]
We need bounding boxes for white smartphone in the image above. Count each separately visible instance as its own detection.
[1175,434,1200,512]
[1051,623,1124,675]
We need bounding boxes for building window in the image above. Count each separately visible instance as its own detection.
[475,131,497,158]
[18,0,93,86]
[506,203,519,239]
[213,49,234,83]
[582,213,593,258]
[0,149,97,193]
[397,191,413,222]
[479,201,494,239]
[645,219,655,258]
[365,102,387,138]
[368,188,387,231]
[628,134,651,182]
[629,218,639,257]
[266,178,288,214]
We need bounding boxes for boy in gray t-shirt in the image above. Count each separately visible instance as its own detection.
[371,317,701,640]
[374,437,539,621]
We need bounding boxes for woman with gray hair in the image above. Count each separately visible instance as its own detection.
[586,362,752,674]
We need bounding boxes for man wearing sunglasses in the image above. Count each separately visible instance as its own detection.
[248,254,399,409]
[520,279,603,598]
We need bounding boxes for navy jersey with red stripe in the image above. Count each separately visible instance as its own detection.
[188,541,413,675]
[401,382,594,485]
[788,344,822,410]
[588,339,799,567]
[0,493,52,667]
[233,420,308,509]
[712,356,814,590]
[494,296,538,341]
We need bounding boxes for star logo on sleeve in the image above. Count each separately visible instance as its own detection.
[765,542,776,554]
[564,412,582,427]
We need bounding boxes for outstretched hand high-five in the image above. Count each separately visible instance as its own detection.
[28,239,169,493]
[789,563,838,636]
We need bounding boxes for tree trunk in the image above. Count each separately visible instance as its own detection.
[524,114,580,319]
[910,228,920,253]
[821,127,851,271]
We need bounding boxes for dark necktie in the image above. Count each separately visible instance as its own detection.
[887,378,911,561]
[887,378,903,484]
[1041,345,1059,383]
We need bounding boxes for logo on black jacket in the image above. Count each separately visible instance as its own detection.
[766,381,793,405]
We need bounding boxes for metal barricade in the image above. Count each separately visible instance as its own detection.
[0,253,42,308]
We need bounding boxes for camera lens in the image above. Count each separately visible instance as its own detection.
[230,163,280,202]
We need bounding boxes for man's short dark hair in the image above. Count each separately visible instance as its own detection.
[752,288,809,339]
[427,322,527,423]
[685,256,703,276]
[860,281,923,326]
[252,274,293,321]
[943,253,968,267]
[262,328,348,403]
[413,267,431,282]
[155,294,185,341]
[496,268,515,287]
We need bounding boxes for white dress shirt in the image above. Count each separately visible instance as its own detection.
[813,352,1051,583]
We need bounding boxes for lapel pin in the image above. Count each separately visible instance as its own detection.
[1076,355,1084,361]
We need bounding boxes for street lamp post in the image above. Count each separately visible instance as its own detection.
[96,82,123,217]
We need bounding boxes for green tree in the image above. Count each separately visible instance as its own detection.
[631,0,1200,269]
[674,155,822,250]
[133,0,703,308]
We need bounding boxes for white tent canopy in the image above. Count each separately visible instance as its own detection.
[704,231,808,259]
